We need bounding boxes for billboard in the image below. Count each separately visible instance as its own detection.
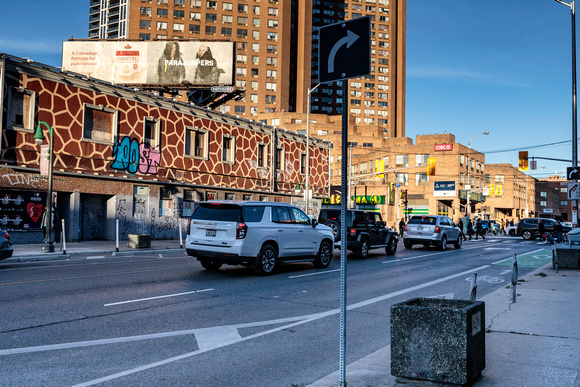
[62,41,235,87]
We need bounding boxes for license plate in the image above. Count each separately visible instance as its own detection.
[206,229,216,237]
[417,226,423,231]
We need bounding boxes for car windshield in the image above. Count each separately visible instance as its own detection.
[481,221,489,226]
[408,216,437,225]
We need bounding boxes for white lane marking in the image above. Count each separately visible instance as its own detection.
[3,265,490,386]
[104,288,214,307]
[158,254,164,258]
[86,256,105,260]
[289,269,341,278]
[382,245,481,264]
[194,326,241,350]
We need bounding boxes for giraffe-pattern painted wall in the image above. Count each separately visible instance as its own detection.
[0,57,330,196]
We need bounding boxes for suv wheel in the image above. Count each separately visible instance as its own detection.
[325,220,340,242]
[454,235,462,249]
[522,230,533,240]
[404,239,413,249]
[509,229,515,237]
[385,237,397,255]
[440,235,447,250]
[314,240,333,268]
[199,259,222,271]
[253,244,277,275]
[356,238,369,259]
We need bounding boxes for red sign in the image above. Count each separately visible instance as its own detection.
[434,143,453,151]
[40,144,49,177]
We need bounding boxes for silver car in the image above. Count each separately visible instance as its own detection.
[403,215,463,250]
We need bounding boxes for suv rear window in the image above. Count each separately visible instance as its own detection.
[408,216,437,225]
[192,204,265,223]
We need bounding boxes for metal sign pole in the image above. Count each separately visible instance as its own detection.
[339,79,348,387]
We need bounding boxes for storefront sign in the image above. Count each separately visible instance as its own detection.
[434,143,453,151]
[434,181,456,197]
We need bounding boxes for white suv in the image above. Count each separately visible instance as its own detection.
[186,201,335,275]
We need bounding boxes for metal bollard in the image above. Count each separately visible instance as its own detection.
[511,254,518,303]
[179,220,183,249]
[469,272,478,302]
[115,219,119,252]
[61,219,67,255]
[552,249,559,273]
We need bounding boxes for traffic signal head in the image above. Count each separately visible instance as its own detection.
[519,151,528,171]
[427,158,436,176]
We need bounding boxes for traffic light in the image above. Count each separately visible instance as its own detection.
[519,151,528,171]
[427,157,436,176]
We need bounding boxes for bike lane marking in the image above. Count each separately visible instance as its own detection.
[492,248,552,269]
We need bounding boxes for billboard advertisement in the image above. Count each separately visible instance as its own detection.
[62,41,235,87]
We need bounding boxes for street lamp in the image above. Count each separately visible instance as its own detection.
[305,83,320,216]
[466,131,489,219]
[33,121,55,253]
[555,0,578,227]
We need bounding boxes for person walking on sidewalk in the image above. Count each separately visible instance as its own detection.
[475,219,485,240]
[501,219,506,235]
[555,220,564,244]
[538,220,546,243]
[399,218,405,237]
[467,219,474,240]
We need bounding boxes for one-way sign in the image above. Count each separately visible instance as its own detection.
[318,17,371,83]
[567,166,580,180]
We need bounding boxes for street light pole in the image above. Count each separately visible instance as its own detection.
[555,0,578,227]
[305,83,320,216]
[34,121,55,253]
[466,132,490,220]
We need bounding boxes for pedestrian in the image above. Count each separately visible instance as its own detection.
[467,219,474,240]
[538,220,546,243]
[501,219,506,235]
[399,218,405,236]
[554,220,564,244]
[475,219,485,240]
[457,220,467,241]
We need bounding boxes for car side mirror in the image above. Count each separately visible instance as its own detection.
[312,219,319,228]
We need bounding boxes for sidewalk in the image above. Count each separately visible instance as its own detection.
[5,239,185,262]
[309,265,580,387]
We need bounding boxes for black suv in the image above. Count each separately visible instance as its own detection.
[516,218,571,240]
[319,209,398,259]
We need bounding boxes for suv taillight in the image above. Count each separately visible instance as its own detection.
[2,231,9,241]
[349,228,357,237]
[434,226,441,233]
[236,222,247,239]
[187,219,192,234]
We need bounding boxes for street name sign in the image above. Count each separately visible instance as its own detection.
[318,17,371,83]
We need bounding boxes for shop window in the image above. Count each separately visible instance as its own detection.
[159,187,173,216]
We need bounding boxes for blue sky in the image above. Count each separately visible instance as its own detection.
[0,0,577,179]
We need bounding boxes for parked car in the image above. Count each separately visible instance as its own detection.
[337,210,398,259]
[186,201,335,275]
[403,215,463,250]
[516,218,572,240]
[507,225,517,236]
[0,230,13,260]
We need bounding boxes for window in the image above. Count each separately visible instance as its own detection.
[157,8,168,17]
[222,15,232,23]
[251,68,259,77]
[206,0,217,8]
[185,126,208,158]
[7,87,36,131]
[238,16,248,25]
[267,19,278,28]
[143,117,161,149]
[234,106,245,114]
[416,154,429,165]
[140,20,151,29]
[238,4,248,12]
[300,153,307,174]
[395,154,408,167]
[253,18,260,26]
[174,10,185,18]
[266,57,277,66]
[253,5,261,14]
[173,23,184,32]
[266,69,277,78]
[396,173,409,185]
[268,7,278,15]
[189,24,200,33]
[415,173,429,185]
[206,13,217,21]
[250,94,258,102]
[157,21,168,30]
[266,95,276,103]
[252,43,260,51]
[222,2,233,11]
[82,104,117,143]
[139,33,151,40]
[257,143,267,168]
[205,26,216,34]
[252,30,260,39]
[221,27,232,36]
[183,189,197,217]
[267,44,277,53]
[495,175,504,184]
[190,12,201,20]
[222,135,235,163]
[237,29,248,37]
[140,7,152,16]
[540,191,547,198]
[561,200,569,206]
[275,147,285,171]
[174,0,185,4]
[159,188,173,216]
[540,201,547,207]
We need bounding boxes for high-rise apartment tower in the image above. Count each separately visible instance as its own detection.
[88,0,405,137]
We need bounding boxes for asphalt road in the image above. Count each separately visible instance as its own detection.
[0,235,553,386]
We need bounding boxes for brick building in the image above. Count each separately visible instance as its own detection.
[0,54,330,243]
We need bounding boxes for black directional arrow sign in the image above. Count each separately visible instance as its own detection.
[567,166,580,180]
[318,16,371,83]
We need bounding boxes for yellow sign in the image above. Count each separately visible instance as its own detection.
[495,185,503,196]
[427,157,436,176]
[376,159,384,178]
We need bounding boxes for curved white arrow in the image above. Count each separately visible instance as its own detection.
[328,29,360,73]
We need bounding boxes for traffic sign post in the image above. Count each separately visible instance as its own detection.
[319,16,371,387]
